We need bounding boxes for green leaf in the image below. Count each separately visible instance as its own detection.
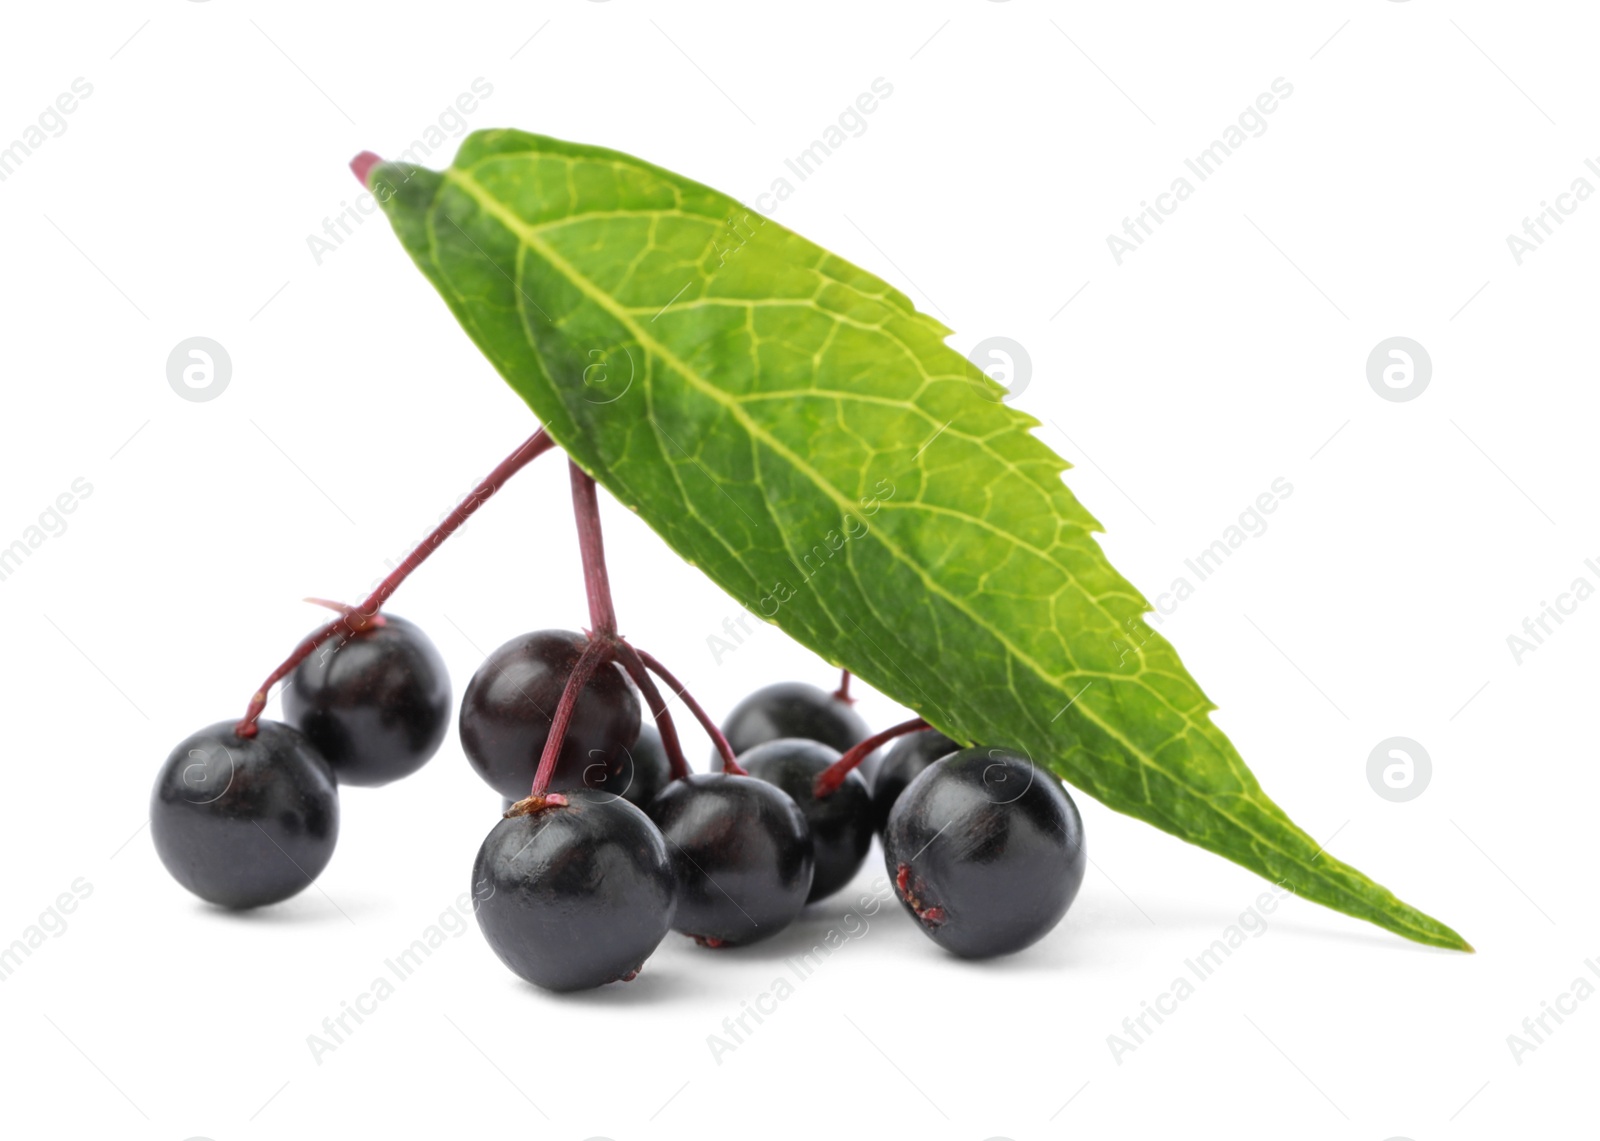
[369,129,1468,952]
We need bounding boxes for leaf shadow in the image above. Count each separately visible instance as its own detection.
[1078,898,1465,956]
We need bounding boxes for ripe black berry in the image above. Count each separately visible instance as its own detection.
[870,728,961,831]
[739,738,872,902]
[500,721,668,815]
[283,613,450,787]
[648,774,813,946]
[884,747,1085,958]
[715,681,869,768]
[473,790,676,991]
[460,629,640,799]
[616,721,671,808]
[151,721,339,909]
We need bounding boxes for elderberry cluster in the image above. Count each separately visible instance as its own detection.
[152,649,1086,990]
[150,612,451,908]
[149,433,1088,994]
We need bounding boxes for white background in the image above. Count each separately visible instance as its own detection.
[1,2,1594,1138]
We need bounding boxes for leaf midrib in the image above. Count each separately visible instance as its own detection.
[444,169,1122,692]
[439,163,1442,943]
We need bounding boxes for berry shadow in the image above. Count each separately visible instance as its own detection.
[189,891,384,926]
[665,893,922,966]
[517,963,707,1006]
[930,921,1091,974]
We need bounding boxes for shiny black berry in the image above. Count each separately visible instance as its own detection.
[499,721,668,815]
[884,747,1085,958]
[616,721,671,808]
[460,629,640,800]
[473,790,676,991]
[151,720,339,909]
[647,774,813,946]
[739,738,872,902]
[283,613,450,787]
[714,681,869,769]
[870,728,960,831]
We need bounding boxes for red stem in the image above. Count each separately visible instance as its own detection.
[303,597,386,623]
[234,427,556,737]
[611,642,691,781]
[634,647,744,775]
[814,716,930,798]
[561,464,721,784]
[569,462,618,638]
[529,637,612,797]
[833,668,854,705]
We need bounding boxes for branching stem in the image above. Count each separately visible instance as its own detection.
[234,428,556,738]
[635,648,743,774]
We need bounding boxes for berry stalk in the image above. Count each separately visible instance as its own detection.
[561,461,736,780]
[634,648,744,774]
[814,716,929,798]
[234,427,556,737]
[611,641,692,781]
[833,668,855,705]
[528,636,613,798]
[569,462,619,638]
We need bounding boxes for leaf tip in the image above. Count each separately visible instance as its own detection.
[1414,916,1474,953]
[350,150,383,187]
